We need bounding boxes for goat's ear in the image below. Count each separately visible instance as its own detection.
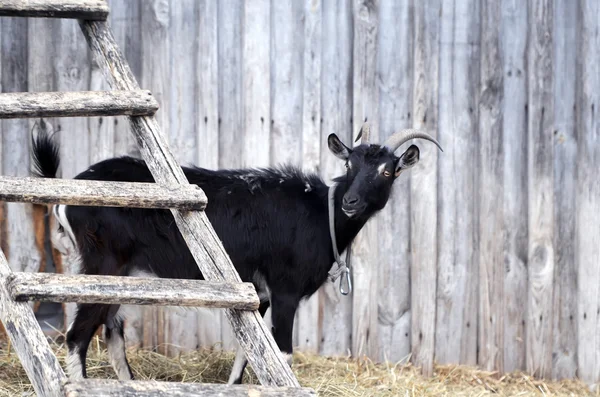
[328,134,351,160]
[394,145,420,177]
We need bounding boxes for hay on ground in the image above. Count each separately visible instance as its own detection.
[0,339,595,396]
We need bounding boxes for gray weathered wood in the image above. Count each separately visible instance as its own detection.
[501,0,528,373]
[0,251,67,397]
[0,90,158,119]
[64,380,316,397]
[270,1,302,167]
[552,0,578,380]
[79,19,301,387]
[0,175,207,210]
[351,0,380,360]
[436,0,479,367]
[217,0,244,351]
[2,17,43,280]
[319,0,353,357]
[295,0,322,353]
[410,0,440,376]
[0,0,108,20]
[110,0,142,158]
[526,0,554,379]
[242,0,270,168]
[7,273,260,310]
[195,0,221,348]
[478,0,504,373]
[163,0,201,357]
[376,0,413,363]
[576,0,600,386]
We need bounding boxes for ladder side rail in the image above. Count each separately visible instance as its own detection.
[0,250,67,397]
[79,20,300,388]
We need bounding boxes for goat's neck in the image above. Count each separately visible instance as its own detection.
[330,181,372,254]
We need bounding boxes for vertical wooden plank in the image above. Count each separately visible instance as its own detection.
[576,0,600,386]
[351,0,380,360]
[218,0,243,351]
[2,19,42,278]
[165,0,199,357]
[410,0,441,376]
[501,0,528,373]
[552,0,578,380]
[270,0,302,166]
[295,0,322,353]
[478,0,504,372]
[110,0,142,158]
[242,0,270,167]
[376,0,413,363]
[526,0,554,378]
[88,61,114,164]
[140,0,171,353]
[108,0,144,347]
[54,19,91,178]
[196,0,221,348]
[435,0,480,366]
[319,0,353,357]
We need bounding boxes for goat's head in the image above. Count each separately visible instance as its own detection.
[328,124,443,218]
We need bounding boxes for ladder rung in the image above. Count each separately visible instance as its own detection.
[0,90,158,119]
[0,0,108,20]
[63,380,316,396]
[0,176,207,210]
[7,273,260,310]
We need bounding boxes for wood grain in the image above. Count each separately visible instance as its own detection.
[410,0,440,376]
[576,0,600,386]
[195,0,221,348]
[552,0,578,380]
[0,90,158,119]
[436,0,480,367]
[217,0,244,351]
[242,0,270,168]
[64,379,316,397]
[0,175,207,210]
[526,0,554,378]
[478,0,504,372]
[501,0,528,373]
[8,273,260,310]
[79,19,301,387]
[0,0,109,20]
[0,252,67,397]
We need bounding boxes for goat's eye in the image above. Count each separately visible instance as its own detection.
[383,170,392,177]
[345,163,350,169]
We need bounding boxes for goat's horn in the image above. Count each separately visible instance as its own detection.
[354,122,371,144]
[382,129,444,153]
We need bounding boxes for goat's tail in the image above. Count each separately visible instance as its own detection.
[31,123,60,179]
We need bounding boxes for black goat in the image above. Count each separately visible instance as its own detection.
[31,126,441,383]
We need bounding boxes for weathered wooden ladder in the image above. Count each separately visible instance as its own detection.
[0,1,314,396]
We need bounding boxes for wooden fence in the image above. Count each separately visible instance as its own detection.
[0,0,599,383]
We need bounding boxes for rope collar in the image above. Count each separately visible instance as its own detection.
[327,183,353,295]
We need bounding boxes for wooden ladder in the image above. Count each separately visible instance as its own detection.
[0,1,314,396]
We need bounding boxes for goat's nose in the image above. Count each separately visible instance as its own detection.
[343,195,359,207]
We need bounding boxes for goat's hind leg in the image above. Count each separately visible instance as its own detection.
[104,305,134,380]
[227,303,271,385]
[66,303,110,380]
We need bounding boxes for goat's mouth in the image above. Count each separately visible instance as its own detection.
[342,206,364,218]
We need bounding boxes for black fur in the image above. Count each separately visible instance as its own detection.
[32,129,419,381]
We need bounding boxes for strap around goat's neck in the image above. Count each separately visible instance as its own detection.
[327,183,352,295]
